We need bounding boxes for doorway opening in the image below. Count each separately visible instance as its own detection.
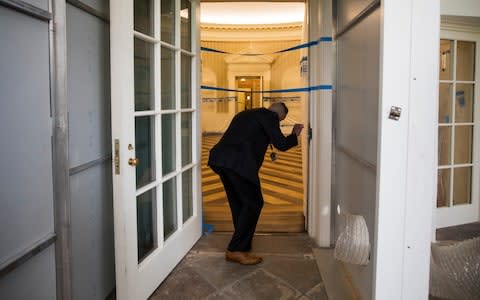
[199,1,308,233]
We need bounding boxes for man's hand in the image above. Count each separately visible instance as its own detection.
[292,124,304,136]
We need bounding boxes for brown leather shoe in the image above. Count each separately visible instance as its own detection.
[225,251,262,265]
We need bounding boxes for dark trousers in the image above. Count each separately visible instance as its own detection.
[212,166,264,252]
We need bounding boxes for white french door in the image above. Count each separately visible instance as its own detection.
[436,30,480,228]
[110,1,201,299]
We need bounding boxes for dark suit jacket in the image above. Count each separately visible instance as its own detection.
[208,108,298,186]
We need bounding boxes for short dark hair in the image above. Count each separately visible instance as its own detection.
[279,102,288,115]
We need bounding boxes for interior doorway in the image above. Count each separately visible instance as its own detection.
[236,76,262,110]
[199,1,307,233]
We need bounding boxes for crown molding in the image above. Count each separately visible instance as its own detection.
[200,22,303,41]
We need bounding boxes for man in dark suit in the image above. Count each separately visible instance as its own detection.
[208,102,304,265]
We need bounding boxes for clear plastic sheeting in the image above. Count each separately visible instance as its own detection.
[429,237,480,300]
[333,214,370,265]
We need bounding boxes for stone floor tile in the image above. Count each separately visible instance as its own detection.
[305,282,329,300]
[149,266,216,299]
[252,234,315,255]
[204,289,241,300]
[261,256,322,293]
[225,269,302,300]
[191,233,231,252]
[188,253,260,289]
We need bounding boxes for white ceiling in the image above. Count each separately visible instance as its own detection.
[200,2,305,25]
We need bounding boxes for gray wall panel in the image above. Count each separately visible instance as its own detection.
[70,163,114,300]
[336,0,376,32]
[67,4,111,168]
[0,245,56,299]
[66,4,114,300]
[334,7,380,300]
[78,0,109,15]
[336,8,379,166]
[0,6,54,262]
[19,0,49,11]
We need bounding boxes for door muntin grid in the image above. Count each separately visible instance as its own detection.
[133,0,197,262]
[438,38,476,208]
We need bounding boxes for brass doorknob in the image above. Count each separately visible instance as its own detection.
[128,158,139,166]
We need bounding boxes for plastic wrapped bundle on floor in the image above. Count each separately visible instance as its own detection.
[333,214,370,265]
[429,237,480,300]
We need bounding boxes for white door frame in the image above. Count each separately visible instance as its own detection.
[110,1,202,299]
[307,0,334,248]
[436,27,480,228]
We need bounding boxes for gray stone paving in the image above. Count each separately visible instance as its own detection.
[150,233,328,300]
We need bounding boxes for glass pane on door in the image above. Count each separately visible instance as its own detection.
[456,41,475,81]
[454,126,473,164]
[453,167,472,205]
[161,47,175,110]
[181,0,192,51]
[439,83,452,123]
[163,177,177,239]
[161,0,175,44]
[438,126,452,165]
[137,189,157,261]
[162,114,176,175]
[455,83,474,123]
[134,0,153,35]
[437,169,450,207]
[181,53,192,108]
[439,39,454,80]
[135,39,154,111]
[182,169,193,223]
[135,116,156,188]
[181,112,192,166]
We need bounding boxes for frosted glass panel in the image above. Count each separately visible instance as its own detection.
[137,189,157,261]
[162,114,176,175]
[163,177,177,239]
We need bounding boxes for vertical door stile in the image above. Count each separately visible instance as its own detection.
[154,0,164,249]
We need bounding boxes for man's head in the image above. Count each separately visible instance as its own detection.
[268,102,288,121]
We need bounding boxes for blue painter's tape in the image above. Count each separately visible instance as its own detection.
[200,85,333,93]
[200,36,333,55]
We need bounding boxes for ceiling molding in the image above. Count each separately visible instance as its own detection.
[201,22,303,41]
[441,16,480,33]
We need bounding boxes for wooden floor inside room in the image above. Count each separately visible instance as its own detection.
[202,134,305,232]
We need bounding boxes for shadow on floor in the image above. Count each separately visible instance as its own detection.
[150,233,328,300]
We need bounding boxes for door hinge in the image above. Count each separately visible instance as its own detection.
[308,126,312,142]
